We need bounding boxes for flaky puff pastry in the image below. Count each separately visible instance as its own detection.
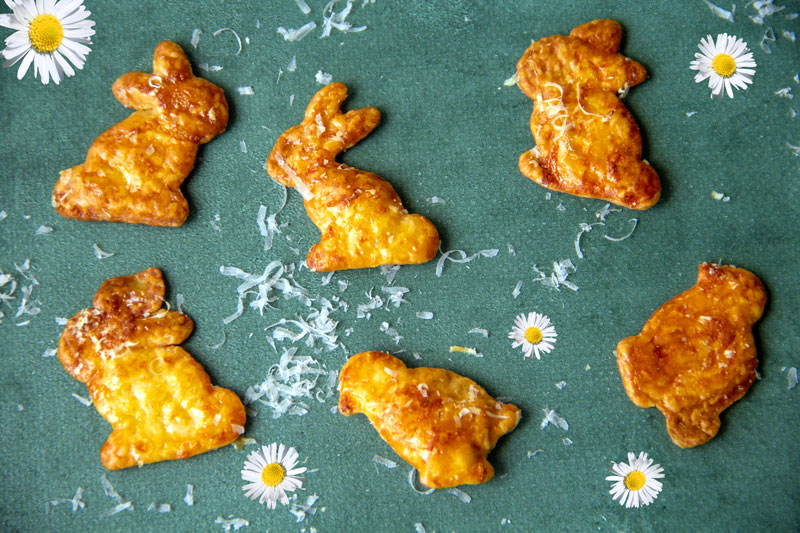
[267,82,440,272]
[616,263,767,448]
[339,351,521,488]
[52,41,229,226]
[517,19,660,210]
[57,268,245,469]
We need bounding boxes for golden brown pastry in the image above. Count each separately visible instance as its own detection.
[616,263,767,448]
[52,41,229,226]
[338,351,521,488]
[267,82,440,272]
[57,268,245,469]
[516,19,660,210]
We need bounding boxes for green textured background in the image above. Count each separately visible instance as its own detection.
[1,1,799,531]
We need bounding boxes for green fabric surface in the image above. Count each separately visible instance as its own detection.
[1,1,799,531]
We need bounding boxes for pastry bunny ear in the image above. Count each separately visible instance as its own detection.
[93,268,165,316]
[112,71,158,110]
[569,19,622,54]
[152,40,193,82]
[305,82,381,150]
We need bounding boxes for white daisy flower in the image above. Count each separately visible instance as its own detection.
[508,311,557,360]
[0,0,96,85]
[606,451,665,508]
[689,33,756,99]
[241,442,307,509]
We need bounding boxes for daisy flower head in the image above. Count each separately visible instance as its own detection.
[508,311,557,360]
[241,442,307,509]
[0,0,96,85]
[689,33,756,99]
[606,451,665,508]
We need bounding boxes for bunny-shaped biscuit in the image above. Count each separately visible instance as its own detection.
[516,19,661,210]
[52,41,229,226]
[267,82,440,272]
[57,268,245,469]
[339,351,521,488]
[616,263,767,448]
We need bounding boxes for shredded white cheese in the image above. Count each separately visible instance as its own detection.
[215,516,249,531]
[294,0,312,14]
[373,454,399,469]
[540,408,569,431]
[407,468,434,495]
[288,493,320,523]
[198,63,223,72]
[702,0,736,21]
[761,27,776,52]
[191,29,202,48]
[315,69,333,84]
[415,311,433,320]
[71,393,92,406]
[448,487,472,504]
[93,244,114,260]
[147,503,171,513]
[512,280,522,298]
[787,367,798,389]
[435,248,499,277]
[278,21,318,41]
[320,0,367,38]
[604,218,638,242]
[100,474,134,518]
[449,345,483,358]
[213,27,243,55]
[184,484,194,506]
[46,488,85,513]
[468,328,489,337]
[503,72,519,86]
[35,225,53,235]
[380,321,403,344]
[237,86,255,95]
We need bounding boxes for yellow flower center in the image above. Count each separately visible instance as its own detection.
[711,54,736,78]
[261,463,286,487]
[524,327,543,344]
[29,14,64,53]
[624,470,646,491]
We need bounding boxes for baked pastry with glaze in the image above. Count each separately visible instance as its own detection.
[616,263,767,448]
[267,82,440,271]
[338,351,521,488]
[57,268,245,469]
[53,41,229,226]
[516,19,660,210]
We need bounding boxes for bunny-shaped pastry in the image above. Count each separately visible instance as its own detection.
[616,263,767,448]
[57,268,245,469]
[52,41,229,226]
[267,82,440,272]
[339,351,521,488]
[516,19,661,210]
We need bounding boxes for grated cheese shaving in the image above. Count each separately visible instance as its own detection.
[42,348,56,357]
[711,190,731,202]
[775,87,794,99]
[427,196,446,204]
[0,210,6,221]
[527,449,545,458]
[244,347,335,418]
[783,30,796,41]
[315,69,333,84]
[380,321,403,344]
[788,142,800,157]
[320,0,367,38]
[288,493,320,523]
[357,289,384,319]
[373,454,399,469]
[382,286,409,307]
[213,27,243,55]
[100,474,134,518]
[184,484,194,506]
[563,437,574,446]
[787,367,798,389]
[414,523,427,533]
[147,502,172,513]
[468,328,489,337]
[449,345,483,358]
[215,516,249,531]
[237,86,255,95]
[71,393,92,406]
[540,407,569,431]
[46,487,85,513]
[435,248,499,277]
[93,244,114,260]
[278,21,317,41]
[760,27,776,52]
[35,225,53,235]
[604,218,638,242]
[294,0,312,14]
[555,381,567,390]
[532,259,579,291]
[448,487,472,504]
[574,222,602,259]
[512,280,522,298]
[702,0,736,21]
[198,63,223,72]
[407,468,434,495]
[503,72,519,86]
[415,311,433,320]
[287,56,297,72]
[191,29,202,48]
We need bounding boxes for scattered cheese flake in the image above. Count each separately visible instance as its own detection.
[315,69,333,84]
[320,0,367,38]
[35,225,53,235]
[290,93,295,106]
[42,348,56,357]
[702,0,736,22]
[147,503,171,513]
[604,218,638,242]
[788,13,800,19]
[380,321,403,344]
[71,393,92,406]
[512,280,522,298]
[415,311,433,320]
[595,203,621,222]
[231,436,257,450]
[761,27,776,52]
[278,21,317,41]
[775,87,794,99]
[287,56,297,72]
[294,0,312,14]
[686,111,698,117]
[407,468,434,495]
[216,516,249,531]
[357,289,384,319]
[527,449,545,458]
[100,474,134,518]
[373,454,399,469]
[540,408,569,431]
[288,493,320,523]
[46,488,85,513]
[533,259,579,291]
[711,190,731,201]
[563,437,574,446]
[239,140,248,153]
[787,367,798,389]
[788,142,800,157]
[382,285,409,307]
[574,222,602,259]
[555,381,567,390]
[435,248,499,277]
[213,27,243,55]
[244,347,335,418]
[414,523,427,533]
[749,0,786,24]
[783,30,797,41]
[198,63,223,72]
[184,485,194,506]
[449,345,483,358]
[0,210,6,221]
[468,328,489,337]
[191,29,202,48]
[93,244,114,260]
[427,196,446,204]
[210,213,222,231]
[503,72,519,86]
[447,487,472,504]
[237,86,255,95]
